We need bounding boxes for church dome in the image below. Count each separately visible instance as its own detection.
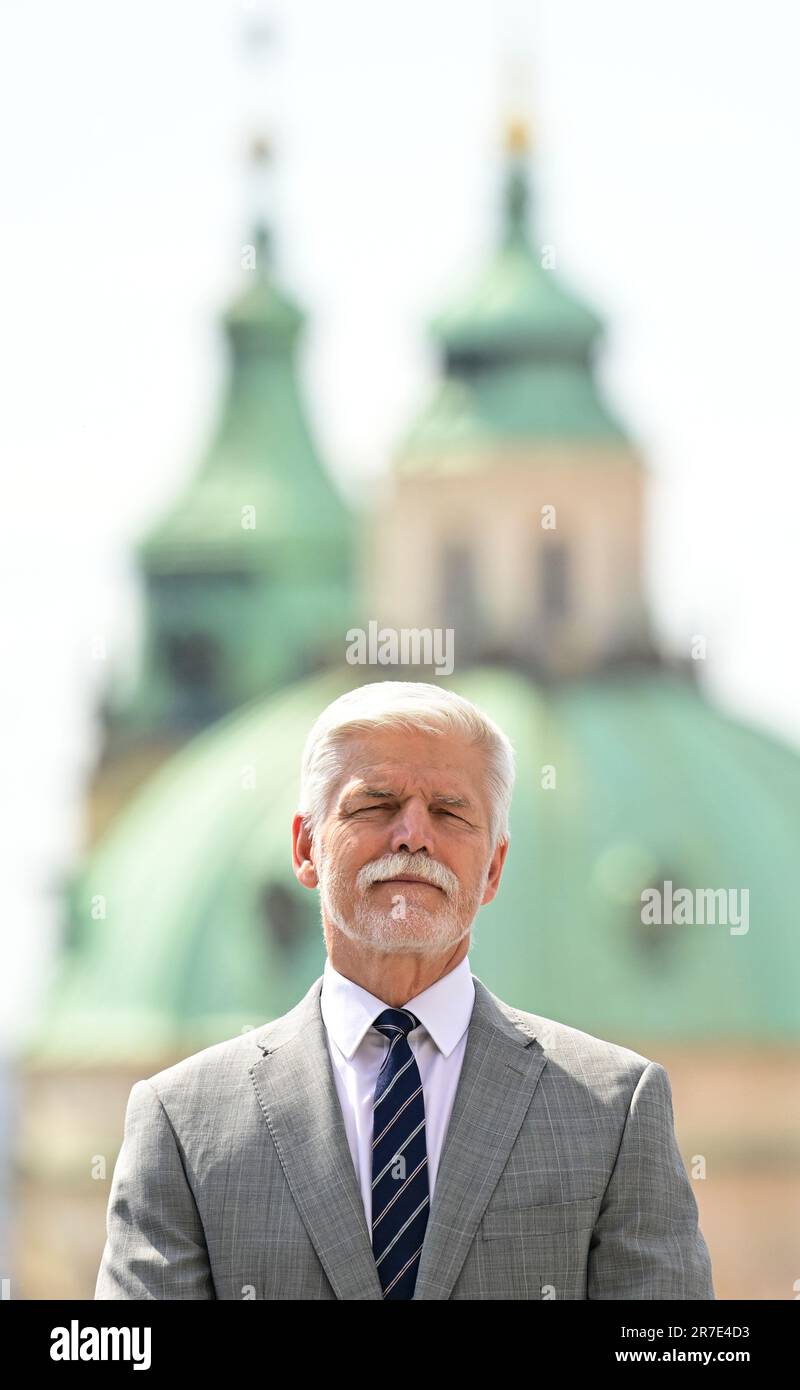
[21,665,800,1069]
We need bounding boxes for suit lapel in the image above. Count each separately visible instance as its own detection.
[412,976,546,1299]
[250,971,546,1301]
[250,976,384,1300]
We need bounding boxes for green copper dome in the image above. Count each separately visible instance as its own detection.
[140,224,349,571]
[397,129,628,469]
[20,666,800,1069]
[111,223,354,736]
[429,167,602,360]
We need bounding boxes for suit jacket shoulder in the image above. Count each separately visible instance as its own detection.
[139,976,323,1104]
[476,977,658,1094]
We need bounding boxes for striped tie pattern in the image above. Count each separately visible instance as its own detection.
[370,1007,430,1299]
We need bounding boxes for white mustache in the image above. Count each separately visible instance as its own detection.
[356,852,459,896]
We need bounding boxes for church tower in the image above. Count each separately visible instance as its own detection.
[87,141,354,842]
[369,117,655,677]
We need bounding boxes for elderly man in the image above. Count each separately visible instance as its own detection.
[95,680,715,1300]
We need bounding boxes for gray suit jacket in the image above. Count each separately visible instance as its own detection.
[95,972,715,1299]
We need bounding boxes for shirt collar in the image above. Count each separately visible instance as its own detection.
[320,953,475,1060]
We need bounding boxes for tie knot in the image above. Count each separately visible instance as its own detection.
[373,1007,419,1040]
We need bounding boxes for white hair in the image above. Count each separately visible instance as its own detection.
[298,681,516,850]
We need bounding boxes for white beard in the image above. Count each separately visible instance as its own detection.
[316,846,488,956]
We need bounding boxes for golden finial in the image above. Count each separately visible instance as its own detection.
[504,115,531,156]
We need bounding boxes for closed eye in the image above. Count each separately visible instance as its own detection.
[350,804,467,821]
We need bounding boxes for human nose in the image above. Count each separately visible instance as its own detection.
[387,798,434,856]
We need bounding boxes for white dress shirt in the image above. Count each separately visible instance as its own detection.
[319,952,476,1233]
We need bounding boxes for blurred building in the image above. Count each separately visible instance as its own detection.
[14,121,800,1299]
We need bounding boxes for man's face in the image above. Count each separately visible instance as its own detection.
[308,726,505,955]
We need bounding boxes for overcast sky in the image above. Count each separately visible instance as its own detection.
[1,0,798,1048]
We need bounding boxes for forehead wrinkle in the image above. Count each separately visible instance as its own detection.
[338,748,484,812]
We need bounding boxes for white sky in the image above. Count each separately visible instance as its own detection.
[1,0,799,1048]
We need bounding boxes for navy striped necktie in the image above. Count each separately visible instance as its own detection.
[370,1007,430,1299]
